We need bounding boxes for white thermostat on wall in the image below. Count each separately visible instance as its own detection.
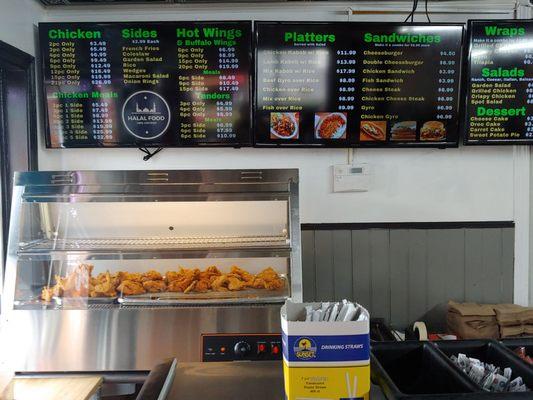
[333,163,371,193]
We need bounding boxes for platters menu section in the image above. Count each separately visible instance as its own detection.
[464,20,533,144]
[254,22,463,147]
[39,22,252,148]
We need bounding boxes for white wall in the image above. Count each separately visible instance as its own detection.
[0,0,529,303]
[0,0,42,55]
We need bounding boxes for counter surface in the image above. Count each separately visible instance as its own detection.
[166,361,386,400]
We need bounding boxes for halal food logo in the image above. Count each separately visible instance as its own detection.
[121,90,170,140]
[293,337,317,360]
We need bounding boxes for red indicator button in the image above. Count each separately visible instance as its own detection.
[220,347,226,353]
[271,344,280,355]
[258,343,267,353]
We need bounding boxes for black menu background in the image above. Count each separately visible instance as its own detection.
[463,20,533,145]
[254,22,464,147]
[39,21,252,148]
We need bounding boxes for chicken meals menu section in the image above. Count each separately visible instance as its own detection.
[464,20,533,144]
[39,22,252,148]
[254,22,463,147]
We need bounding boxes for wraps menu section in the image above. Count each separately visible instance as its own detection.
[464,20,533,144]
[39,22,252,148]
[254,22,463,147]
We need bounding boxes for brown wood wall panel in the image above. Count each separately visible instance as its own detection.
[301,226,514,329]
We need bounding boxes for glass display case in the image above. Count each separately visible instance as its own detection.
[1,169,301,371]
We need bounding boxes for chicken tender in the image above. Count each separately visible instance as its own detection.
[142,280,167,293]
[229,266,254,285]
[117,280,146,295]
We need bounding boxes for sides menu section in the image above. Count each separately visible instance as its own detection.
[254,22,463,147]
[39,21,252,148]
[464,20,533,144]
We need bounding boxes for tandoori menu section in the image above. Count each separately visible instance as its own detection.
[464,20,533,145]
[254,22,463,147]
[39,22,252,148]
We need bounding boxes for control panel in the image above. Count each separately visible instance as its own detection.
[202,334,282,362]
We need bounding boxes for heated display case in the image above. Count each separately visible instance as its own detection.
[1,169,301,371]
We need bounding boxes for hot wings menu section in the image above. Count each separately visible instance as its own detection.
[254,22,463,147]
[464,20,533,144]
[39,22,252,148]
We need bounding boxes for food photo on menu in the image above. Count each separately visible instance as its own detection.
[270,112,299,140]
[314,112,347,139]
[359,120,387,142]
[420,120,446,141]
[390,121,417,141]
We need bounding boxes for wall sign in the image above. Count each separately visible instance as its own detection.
[39,21,252,148]
[463,20,533,145]
[254,22,464,147]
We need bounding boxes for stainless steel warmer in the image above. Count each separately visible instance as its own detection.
[1,169,301,372]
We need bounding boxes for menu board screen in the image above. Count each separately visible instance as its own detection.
[39,21,252,148]
[254,22,463,147]
[464,20,533,144]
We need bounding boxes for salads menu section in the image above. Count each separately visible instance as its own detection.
[40,22,252,148]
[464,20,533,144]
[254,22,463,147]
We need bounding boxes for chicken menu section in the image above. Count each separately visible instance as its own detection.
[464,20,533,144]
[39,22,252,148]
[254,22,463,147]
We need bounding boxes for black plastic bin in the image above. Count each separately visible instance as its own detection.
[371,341,479,399]
[434,340,533,395]
[500,338,533,367]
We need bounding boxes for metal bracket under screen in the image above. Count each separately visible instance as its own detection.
[202,334,282,362]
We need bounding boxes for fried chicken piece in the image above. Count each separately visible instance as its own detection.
[255,267,285,290]
[199,266,221,281]
[184,281,197,294]
[227,276,246,291]
[41,286,54,302]
[229,266,254,284]
[250,277,266,289]
[117,280,146,295]
[142,270,163,282]
[117,272,143,283]
[211,275,230,292]
[90,271,118,297]
[58,264,93,297]
[195,279,210,293]
[165,268,199,292]
[142,280,167,293]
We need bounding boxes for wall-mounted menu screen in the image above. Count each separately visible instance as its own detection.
[254,22,463,147]
[464,20,533,145]
[39,21,252,148]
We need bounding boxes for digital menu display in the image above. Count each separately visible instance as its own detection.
[464,20,533,144]
[39,22,252,148]
[254,22,463,147]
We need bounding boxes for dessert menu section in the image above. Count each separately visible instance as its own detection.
[254,22,463,147]
[39,22,252,148]
[464,20,533,144]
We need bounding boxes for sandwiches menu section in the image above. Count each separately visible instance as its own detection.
[254,22,463,147]
[464,20,533,144]
[39,22,252,148]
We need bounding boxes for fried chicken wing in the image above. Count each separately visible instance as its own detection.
[117,280,146,295]
[142,280,167,293]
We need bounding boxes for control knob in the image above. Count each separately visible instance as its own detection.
[233,341,251,357]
